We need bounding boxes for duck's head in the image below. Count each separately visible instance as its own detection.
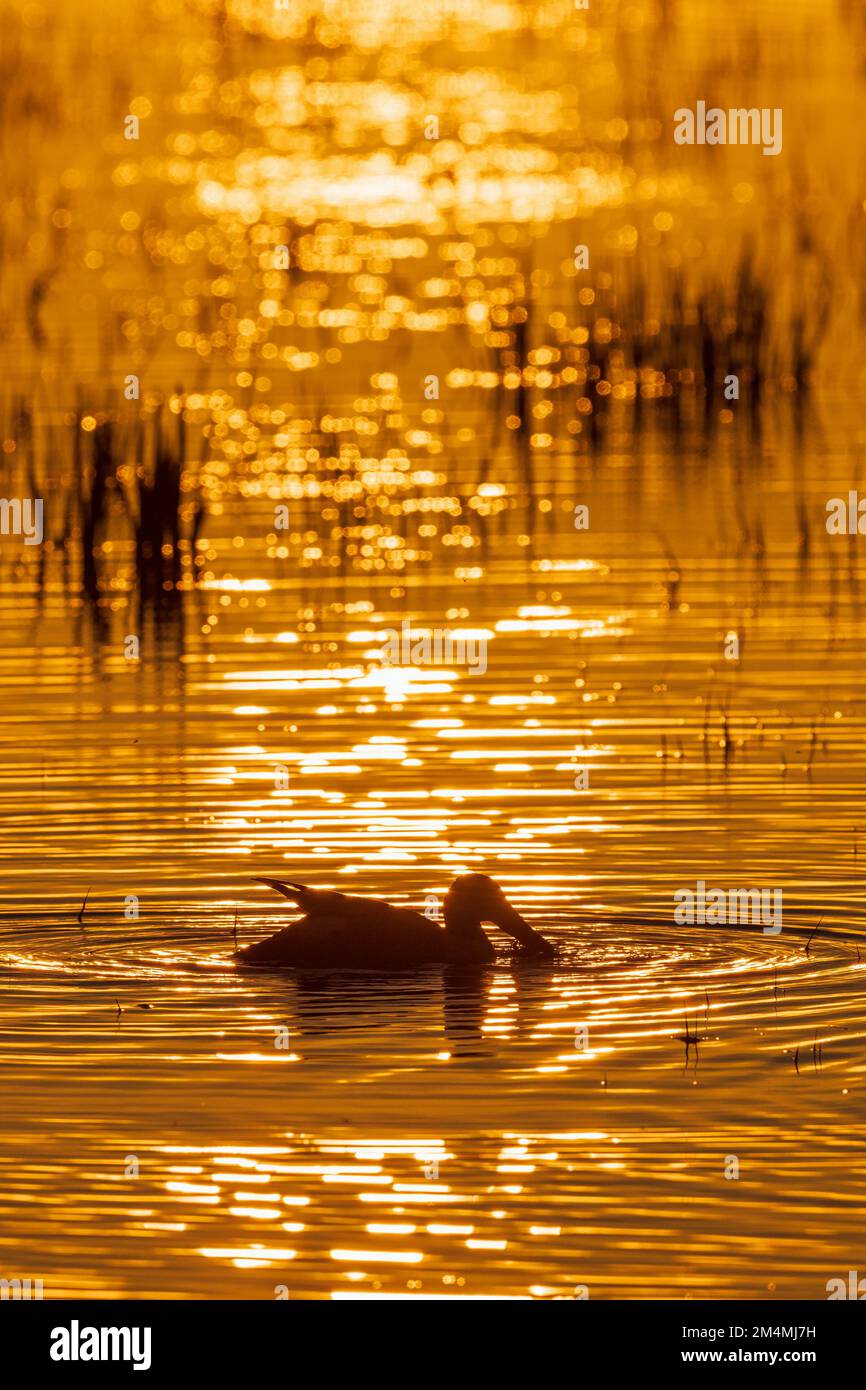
[444,874,554,955]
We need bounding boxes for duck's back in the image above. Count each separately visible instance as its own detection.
[238,904,457,969]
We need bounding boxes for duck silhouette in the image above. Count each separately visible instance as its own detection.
[237,873,554,970]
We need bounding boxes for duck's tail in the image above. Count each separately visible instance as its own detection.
[252,877,349,918]
[253,877,308,902]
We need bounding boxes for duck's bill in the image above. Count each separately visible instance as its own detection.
[490,902,555,955]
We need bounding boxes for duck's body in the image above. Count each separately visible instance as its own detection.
[237,874,553,971]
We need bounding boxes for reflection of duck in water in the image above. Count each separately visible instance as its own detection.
[237,873,554,970]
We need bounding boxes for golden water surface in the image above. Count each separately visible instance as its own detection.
[0,0,864,1299]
